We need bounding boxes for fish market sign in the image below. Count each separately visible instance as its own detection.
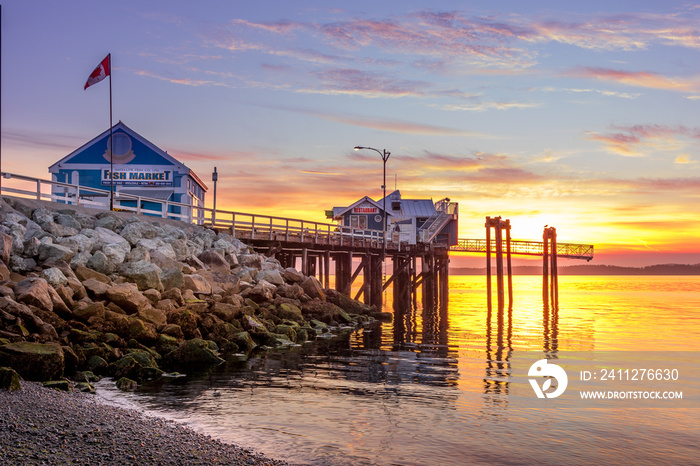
[352,202,378,214]
[102,168,173,186]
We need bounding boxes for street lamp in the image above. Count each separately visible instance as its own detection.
[353,146,391,259]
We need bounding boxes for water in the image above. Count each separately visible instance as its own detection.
[97,276,700,465]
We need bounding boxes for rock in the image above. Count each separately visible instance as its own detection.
[126,246,150,263]
[160,268,185,291]
[43,380,71,391]
[0,342,64,381]
[116,377,138,391]
[277,302,303,321]
[32,207,55,225]
[56,233,95,253]
[41,221,79,238]
[82,278,110,300]
[282,267,305,284]
[74,265,111,284]
[241,280,276,303]
[23,237,41,257]
[241,314,271,339]
[301,276,326,300]
[161,288,184,306]
[73,302,106,323]
[256,268,284,286]
[198,250,230,274]
[102,243,128,265]
[14,277,53,312]
[239,253,262,269]
[143,288,161,304]
[120,221,162,246]
[167,310,200,339]
[233,331,257,353]
[93,227,131,259]
[55,213,82,231]
[127,317,158,343]
[0,232,13,265]
[183,274,212,295]
[41,267,68,288]
[105,283,151,314]
[117,260,163,292]
[94,213,123,231]
[161,324,184,339]
[173,339,224,365]
[165,238,190,261]
[137,307,167,327]
[0,366,21,391]
[38,242,75,263]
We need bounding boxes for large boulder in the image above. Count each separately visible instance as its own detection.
[86,250,117,275]
[282,267,305,284]
[256,268,284,286]
[183,274,212,295]
[172,339,224,365]
[117,260,164,292]
[0,367,21,391]
[198,249,230,274]
[41,267,68,289]
[14,277,53,312]
[73,265,111,284]
[105,283,151,314]
[37,243,75,263]
[0,342,64,381]
[301,276,326,300]
[120,221,162,246]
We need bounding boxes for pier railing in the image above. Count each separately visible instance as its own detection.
[451,238,594,260]
[0,172,399,250]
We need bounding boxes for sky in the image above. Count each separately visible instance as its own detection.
[1,0,699,267]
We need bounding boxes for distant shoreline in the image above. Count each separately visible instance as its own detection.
[451,264,700,276]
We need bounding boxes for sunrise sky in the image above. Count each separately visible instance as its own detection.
[2,1,699,266]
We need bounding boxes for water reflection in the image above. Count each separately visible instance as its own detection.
[96,276,700,466]
[484,304,513,403]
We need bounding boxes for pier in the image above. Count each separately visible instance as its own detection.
[0,172,594,311]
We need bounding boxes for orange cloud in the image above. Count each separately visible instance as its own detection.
[586,124,700,156]
[567,67,700,93]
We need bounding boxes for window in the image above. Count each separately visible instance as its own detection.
[350,215,367,229]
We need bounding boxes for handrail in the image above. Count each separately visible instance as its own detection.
[0,171,405,251]
[451,238,594,260]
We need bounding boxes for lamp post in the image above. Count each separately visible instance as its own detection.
[353,146,391,259]
[212,167,218,226]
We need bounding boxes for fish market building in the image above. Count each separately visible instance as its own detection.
[48,122,207,218]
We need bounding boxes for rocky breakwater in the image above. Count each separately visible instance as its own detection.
[0,197,376,392]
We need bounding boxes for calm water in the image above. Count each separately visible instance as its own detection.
[98,276,700,465]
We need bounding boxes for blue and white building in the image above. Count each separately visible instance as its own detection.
[49,122,207,217]
[328,191,459,245]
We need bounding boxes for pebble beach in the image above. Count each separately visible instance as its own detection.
[0,381,290,465]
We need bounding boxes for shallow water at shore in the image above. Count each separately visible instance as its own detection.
[97,276,700,465]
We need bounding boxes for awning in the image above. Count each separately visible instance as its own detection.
[117,188,174,201]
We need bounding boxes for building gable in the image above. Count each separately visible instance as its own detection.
[49,121,185,171]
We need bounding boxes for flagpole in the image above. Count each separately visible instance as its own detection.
[108,53,113,211]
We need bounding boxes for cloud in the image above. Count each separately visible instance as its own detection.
[586,124,700,156]
[259,104,473,136]
[566,67,700,93]
[133,69,227,87]
[303,67,431,98]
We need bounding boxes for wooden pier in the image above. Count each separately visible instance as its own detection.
[1,172,593,312]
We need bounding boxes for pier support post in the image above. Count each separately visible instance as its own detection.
[542,226,558,309]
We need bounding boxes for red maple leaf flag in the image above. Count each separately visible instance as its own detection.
[84,54,110,90]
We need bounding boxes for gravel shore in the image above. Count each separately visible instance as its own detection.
[0,381,290,465]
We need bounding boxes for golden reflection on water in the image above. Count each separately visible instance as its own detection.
[99,275,700,466]
[384,275,700,353]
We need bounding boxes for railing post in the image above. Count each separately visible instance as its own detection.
[162,201,168,219]
[301,221,305,242]
[285,219,289,242]
[231,213,236,236]
[251,215,255,240]
[36,180,41,200]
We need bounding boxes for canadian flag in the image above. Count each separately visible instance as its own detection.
[84,54,110,90]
